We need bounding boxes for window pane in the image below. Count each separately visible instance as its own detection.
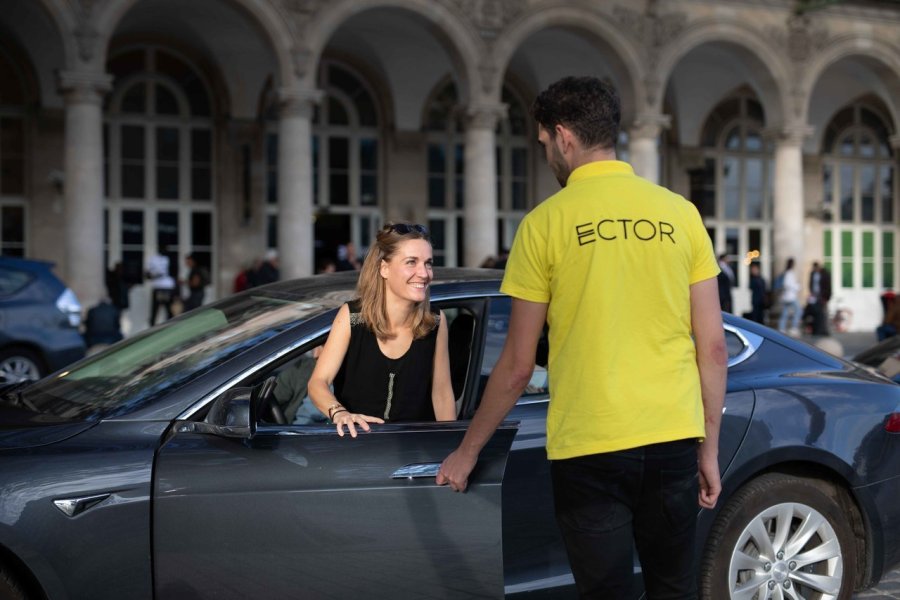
[823,163,833,222]
[824,230,832,258]
[155,84,179,116]
[192,211,212,246]
[745,159,763,220]
[121,125,145,160]
[327,97,348,126]
[192,167,211,200]
[689,159,716,217]
[860,165,875,223]
[428,145,445,173]
[156,166,179,199]
[360,138,377,170]
[267,214,277,249]
[0,158,23,195]
[839,135,854,157]
[840,165,854,222]
[192,129,211,163]
[862,231,875,288]
[329,137,349,170]
[723,157,740,219]
[724,126,740,150]
[121,165,145,198]
[745,130,762,152]
[882,167,894,224]
[329,174,348,205]
[157,211,179,258]
[512,148,527,176]
[862,262,874,288]
[841,231,853,288]
[428,177,444,208]
[512,181,527,210]
[884,232,895,289]
[1,205,25,256]
[726,228,739,287]
[121,83,146,114]
[858,135,874,158]
[360,174,376,206]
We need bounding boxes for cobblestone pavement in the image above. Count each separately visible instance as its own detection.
[854,569,900,599]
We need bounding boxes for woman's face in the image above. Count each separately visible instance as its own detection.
[380,238,434,304]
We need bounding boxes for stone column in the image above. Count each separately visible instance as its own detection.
[628,113,670,184]
[277,87,322,280]
[773,125,811,278]
[58,70,112,310]
[464,103,506,267]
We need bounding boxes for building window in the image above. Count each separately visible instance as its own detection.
[0,48,27,256]
[264,62,381,271]
[425,81,534,266]
[822,103,896,292]
[693,92,773,291]
[104,46,214,287]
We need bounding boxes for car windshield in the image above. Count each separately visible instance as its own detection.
[20,292,334,421]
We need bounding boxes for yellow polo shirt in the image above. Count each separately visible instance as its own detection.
[501,161,719,460]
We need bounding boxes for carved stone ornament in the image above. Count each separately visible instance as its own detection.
[766,14,830,65]
[457,0,524,38]
[612,5,687,50]
[74,25,100,63]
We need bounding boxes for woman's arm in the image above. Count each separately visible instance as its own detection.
[308,304,384,437]
[431,311,457,421]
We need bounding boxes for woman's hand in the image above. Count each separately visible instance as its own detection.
[331,409,384,438]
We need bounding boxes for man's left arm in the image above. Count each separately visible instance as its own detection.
[436,299,548,492]
[691,277,728,509]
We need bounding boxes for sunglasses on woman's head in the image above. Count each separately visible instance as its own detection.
[385,223,429,236]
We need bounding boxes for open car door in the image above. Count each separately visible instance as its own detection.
[153,405,517,599]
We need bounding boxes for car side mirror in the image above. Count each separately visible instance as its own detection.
[201,386,257,439]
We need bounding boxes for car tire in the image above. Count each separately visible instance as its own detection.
[0,565,26,600]
[699,473,858,600]
[0,348,45,385]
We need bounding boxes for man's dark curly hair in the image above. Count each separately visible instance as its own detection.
[531,76,620,150]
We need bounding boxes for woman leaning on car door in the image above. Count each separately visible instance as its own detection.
[307,223,456,437]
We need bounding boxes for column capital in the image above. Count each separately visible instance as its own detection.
[57,70,112,105]
[277,87,324,119]
[465,102,507,130]
[763,123,815,146]
[628,112,671,140]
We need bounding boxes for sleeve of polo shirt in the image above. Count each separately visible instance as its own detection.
[500,214,551,304]
[686,201,720,284]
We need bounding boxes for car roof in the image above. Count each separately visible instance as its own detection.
[0,256,56,273]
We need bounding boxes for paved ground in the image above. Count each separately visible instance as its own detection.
[789,330,900,599]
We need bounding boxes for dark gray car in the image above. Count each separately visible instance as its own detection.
[1,269,899,599]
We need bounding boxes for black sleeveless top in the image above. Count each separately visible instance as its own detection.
[333,300,439,422]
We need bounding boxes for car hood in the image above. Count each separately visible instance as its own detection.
[0,391,97,449]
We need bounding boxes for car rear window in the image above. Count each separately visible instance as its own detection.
[0,267,32,295]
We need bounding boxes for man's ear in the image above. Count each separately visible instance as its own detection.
[554,124,575,154]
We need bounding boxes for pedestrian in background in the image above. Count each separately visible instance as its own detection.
[182,254,210,311]
[747,262,767,324]
[145,251,176,326]
[437,76,727,599]
[777,257,802,335]
[807,261,832,335]
[717,253,734,313]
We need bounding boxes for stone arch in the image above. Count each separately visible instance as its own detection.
[802,36,900,136]
[491,7,643,116]
[658,19,789,130]
[306,0,483,103]
[93,0,296,87]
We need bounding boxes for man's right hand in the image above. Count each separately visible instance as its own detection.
[436,448,478,492]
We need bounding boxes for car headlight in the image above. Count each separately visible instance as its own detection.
[56,288,82,327]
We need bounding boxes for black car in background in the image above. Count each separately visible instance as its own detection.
[0,257,85,384]
[1,269,899,600]
[854,335,900,383]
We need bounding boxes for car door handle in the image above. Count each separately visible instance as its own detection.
[392,462,442,479]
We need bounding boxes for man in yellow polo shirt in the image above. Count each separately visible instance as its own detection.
[438,76,728,598]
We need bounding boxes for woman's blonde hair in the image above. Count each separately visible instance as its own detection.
[356,223,436,340]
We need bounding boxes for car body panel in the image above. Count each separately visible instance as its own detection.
[154,422,517,599]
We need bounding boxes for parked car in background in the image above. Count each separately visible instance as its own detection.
[854,334,900,383]
[1,269,899,599]
[0,257,86,384]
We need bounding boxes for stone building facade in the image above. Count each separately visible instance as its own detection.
[0,0,898,333]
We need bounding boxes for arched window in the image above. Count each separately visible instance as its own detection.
[693,92,773,294]
[264,61,381,270]
[424,81,534,266]
[822,102,896,291]
[104,46,214,288]
[0,48,27,256]
[424,80,465,266]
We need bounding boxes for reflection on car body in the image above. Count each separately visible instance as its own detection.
[0,268,899,600]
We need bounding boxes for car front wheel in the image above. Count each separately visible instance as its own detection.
[700,473,859,600]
